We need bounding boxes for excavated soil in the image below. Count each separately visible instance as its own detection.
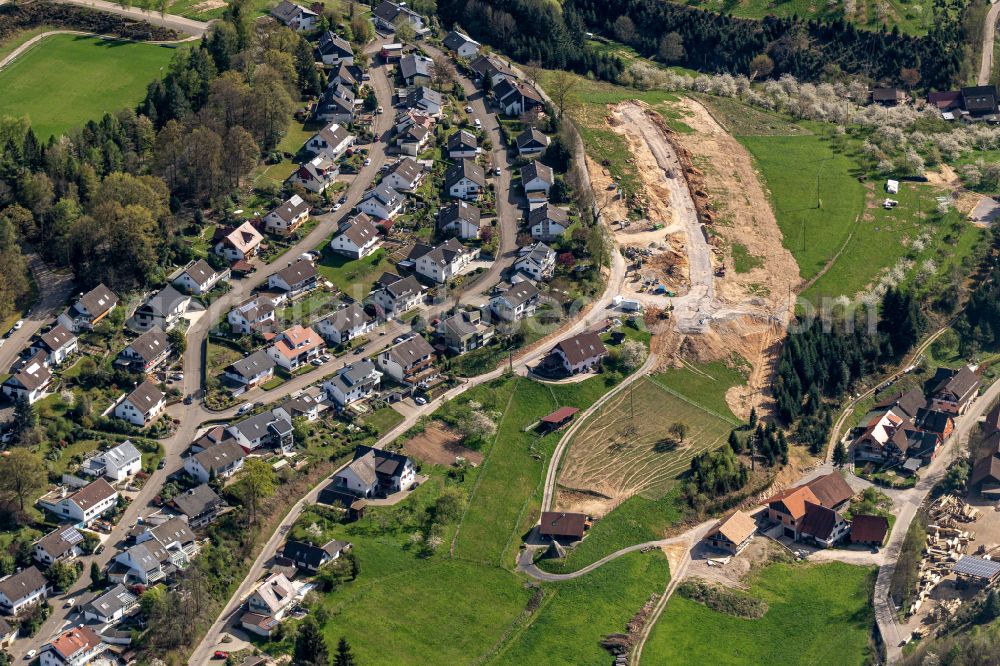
[402,424,484,466]
[670,98,799,316]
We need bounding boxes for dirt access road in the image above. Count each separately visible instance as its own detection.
[980,0,1000,85]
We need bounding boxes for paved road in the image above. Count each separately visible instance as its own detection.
[981,0,1000,85]
[0,254,74,375]
[874,377,1000,662]
[50,0,212,36]
[8,37,399,663]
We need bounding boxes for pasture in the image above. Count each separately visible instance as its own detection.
[0,35,177,139]
[673,0,934,35]
[645,562,877,665]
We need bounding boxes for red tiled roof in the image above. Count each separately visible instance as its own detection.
[540,407,579,424]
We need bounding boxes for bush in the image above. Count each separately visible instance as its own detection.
[677,578,768,619]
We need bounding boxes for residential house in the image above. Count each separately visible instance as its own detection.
[315,31,353,66]
[2,356,52,404]
[492,77,543,116]
[529,203,569,241]
[114,380,166,427]
[81,584,137,625]
[135,517,198,558]
[290,155,339,194]
[247,572,298,619]
[931,365,980,414]
[81,440,142,482]
[874,387,927,420]
[972,450,1000,496]
[798,501,850,548]
[438,309,494,353]
[184,440,245,483]
[226,411,294,453]
[112,542,172,585]
[442,30,480,58]
[515,127,550,157]
[514,242,556,280]
[469,54,514,87]
[852,408,909,463]
[915,407,955,441]
[282,539,351,573]
[447,129,478,159]
[274,391,323,422]
[405,86,443,116]
[316,83,355,124]
[228,295,276,335]
[551,331,607,375]
[116,328,171,373]
[224,349,277,389]
[214,221,264,263]
[380,42,403,62]
[33,526,84,567]
[268,325,325,371]
[411,238,477,283]
[377,334,435,384]
[331,212,382,259]
[929,90,963,114]
[383,157,424,192]
[131,285,190,332]
[521,160,554,196]
[324,360,382,407]
[490,281,539,322]
[438,201,481,240]
[58,284,118,332]
[190,425,229,454]
[394,108,433,135]
[705,510,756,555]
[270,0,317,31]
[962,85,999,118]
[850,515,890,547]
[315,303,376,345]
[333,445,416,497]
[870,86,905,106]
[371,0,424,33]
[268,259,318,296]
[170,483,225,528]
[538,512,588,542]
[372,273,425,319]
[329,61,363,87]
[358,183,405,219]
[0,619,13,649]
[39,479,118,527]
[264,195,310,236]
[763,472,854,539]
[396,123,432,156]
[39,627,106,666]
[241,613,281,638]
[445,159,485,200]
[0,567,48,615]
[306,122,354,161]
[400,53,433,86]
[31,324,78,366]
[172,259,228,296]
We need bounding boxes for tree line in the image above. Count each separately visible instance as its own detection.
[438,0,969,89]
[0,0,318,294]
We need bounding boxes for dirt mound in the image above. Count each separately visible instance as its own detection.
[402,424,484,466]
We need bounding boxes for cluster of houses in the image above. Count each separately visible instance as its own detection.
[853,366,980,474]
[705,472,891,555]
[869,83,1000,123]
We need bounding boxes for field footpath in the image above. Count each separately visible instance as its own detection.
[980,0,1000,85]
[50,0,212,35]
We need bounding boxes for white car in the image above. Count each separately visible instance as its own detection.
[376,105,383,114]
[237,403,253,415]
[364,158,372,166]
[465,105,473,113]
[12,320,23,331]
[332,202,342,212]
[414,396,427,405]
[473,119,481,129]
[170,373,184,381]
[25,650,36,659]
[64,598,75,608]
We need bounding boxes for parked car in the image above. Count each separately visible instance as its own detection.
[376,105,383,114]
[364,158,372,166]
[158,459,166,470]
[311,358,324,366]
[213,652,229,660]
[237,403,253,415]
[474,119,481,128]
[25,649,36,660]
[464,105,473,113]
[64,598,75,608]
[12,319,23,331]
[333,203,342,212]
[183,394,194,405]
[339,195,348,204]
[494,167,501,176]
[414,396,427,405]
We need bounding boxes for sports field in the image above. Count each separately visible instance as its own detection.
[0,35,177,139]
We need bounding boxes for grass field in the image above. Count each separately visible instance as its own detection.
[314,247,395,298]
[264,371,669,664]
[0,35,178,139]
[644,562,877,665]
[739,132,867,286]
[557,376,737,501]
[671,0,934,34]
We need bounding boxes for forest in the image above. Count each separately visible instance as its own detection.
[438,0,970,89]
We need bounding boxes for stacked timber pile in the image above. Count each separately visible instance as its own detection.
[928,494,981,524]
[907,522,974,617]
